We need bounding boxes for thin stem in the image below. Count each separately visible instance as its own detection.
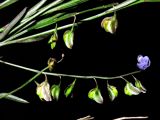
[0,66,49,99]
[93,78,98,87]
[0,59,141,80]
[81,0,142,22]
[120,76,129,82]
[113,116,148,120]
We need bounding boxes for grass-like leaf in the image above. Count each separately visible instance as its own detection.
[30,13,64,30]
[0,93,29,103]
[23,0,47,20]
[0,0,19,10]
[0,7,27,41]
[10,0,64,34]
[42,0,90,16]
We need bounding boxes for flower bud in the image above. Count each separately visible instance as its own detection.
[137,55,150,70]
[36,77,52,101]
[101,14,118,34]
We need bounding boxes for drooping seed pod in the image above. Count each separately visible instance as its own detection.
[63,30,74,49]
[88,88,103,104]
[124,82,141,96]
[36,76,52,101]
[51,84,60,101]
[64,79,76,97]
[107,84,118,101]
[101,13,118,34]
[47,58,56,71]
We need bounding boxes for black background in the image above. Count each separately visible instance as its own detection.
[0,0,160,119]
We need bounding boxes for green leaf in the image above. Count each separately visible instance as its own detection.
[51,85,60,100]
[42,0,90,16]
[24,0,47,19]
[0,93,29,103]
[18,34,48,43]
[63,30,74,49]
[64,79,76,97]
[145,0,160,2]
[0,7,27,41]
[107,85,118,101]
[0,0,19,10]
[88,88,103,104]
[30,13,64,30]
[124,82,141,96]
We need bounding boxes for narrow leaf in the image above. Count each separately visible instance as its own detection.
[0,7,27,41]
[29,13,64,30]
[0,93,29,103]
[42,0,90,16]
[16,34,49,43]
[24,0,47,19]
[31,13,75,30]
[0,0,19,10]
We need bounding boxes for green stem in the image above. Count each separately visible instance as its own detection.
[81,0,143,22]
[0,66,49,99]
[0,59,141,80]
[120,76,129,82]
[93,78,98,88]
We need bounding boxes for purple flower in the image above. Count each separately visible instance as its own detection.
[137,55,151,70]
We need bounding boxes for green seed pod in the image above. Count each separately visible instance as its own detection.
[135,79,146,93]
[51,85,60,101]
[36,76,52,101]
[101,14,118,34]
[107,85,118,101]
[124,82,141,96]
[48,24,58,49]
[88,88,103,104]
[64,79,76,97]
[63,30,74,49]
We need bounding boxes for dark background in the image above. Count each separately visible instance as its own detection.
[0,0,160,119]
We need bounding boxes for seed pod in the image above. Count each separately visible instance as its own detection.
[101,14,118,34]
[48,24,58,49]
[88,88,103,104]
[47,58,56,71]
[51,85,60,101]
[64,79,76,97]
[63,30,74,49]
[107,85,118,101]
[36,76,52,101]
[124,82,141,96]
